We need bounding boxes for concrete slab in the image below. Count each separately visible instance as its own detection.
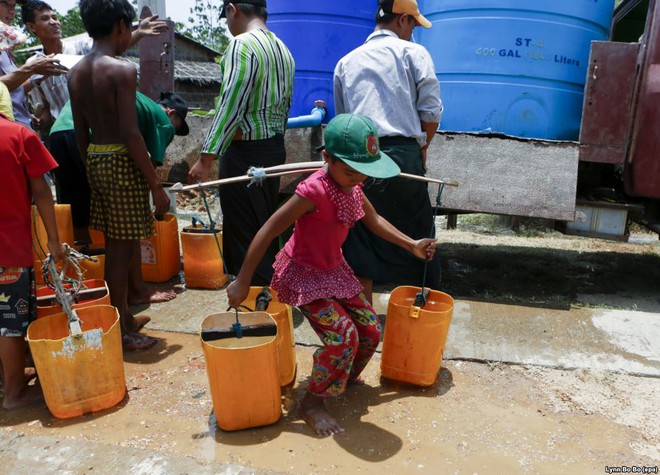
[444,301,660,377]
[136,286,660,377]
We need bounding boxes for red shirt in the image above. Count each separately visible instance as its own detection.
[0,118,58,267]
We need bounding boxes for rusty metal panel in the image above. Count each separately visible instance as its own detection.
[138,13,175,101]
[625,0,660,198]
[579,41,639,164]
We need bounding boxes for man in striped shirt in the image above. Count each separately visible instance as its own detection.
[189,0,294,286]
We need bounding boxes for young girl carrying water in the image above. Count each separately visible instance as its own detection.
[226,114,437,437]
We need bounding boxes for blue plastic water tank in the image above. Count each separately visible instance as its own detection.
[268,1,377,121]
[416,0,615,140]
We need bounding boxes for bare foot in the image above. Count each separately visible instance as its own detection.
[2,383,44,410]
[347,377,366,386]
[127,315,151,333]
[299,391,344,437]
[128,288,176,305]
[0,368,37,393]
[122,332,158,351]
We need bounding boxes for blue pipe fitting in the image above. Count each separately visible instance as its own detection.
[286,100,327,129]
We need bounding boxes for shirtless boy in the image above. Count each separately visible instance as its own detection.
[68,0,169,351]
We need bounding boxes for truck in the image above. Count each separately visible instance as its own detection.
[423,0,659,241]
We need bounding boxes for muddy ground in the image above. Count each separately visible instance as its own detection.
[1,214,659,474]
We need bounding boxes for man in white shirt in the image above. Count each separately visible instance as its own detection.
[334,0,443,302]
[0,0,66,128]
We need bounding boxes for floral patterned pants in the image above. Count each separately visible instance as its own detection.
[300,293,381,397]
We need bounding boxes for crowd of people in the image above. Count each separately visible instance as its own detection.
[0,0,443,437]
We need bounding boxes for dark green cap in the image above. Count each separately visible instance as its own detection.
[321,114,400,179]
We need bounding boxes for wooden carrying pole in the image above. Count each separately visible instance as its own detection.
[171,161,459,192]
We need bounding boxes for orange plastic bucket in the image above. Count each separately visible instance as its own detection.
[26,305,126,419]
[201,311,281,431]
[35,247,105,285]
[36,279,110,319]
[242,287,297,386]
[76,252,105,280]
[32,205,76,285]
[141,214,181,283]
[381,286,454,386]
[89,229,105,246]
[181,225,227,289]
[31,204,75,262]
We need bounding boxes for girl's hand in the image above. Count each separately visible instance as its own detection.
[226,278,250,310]
[411,238,437,260]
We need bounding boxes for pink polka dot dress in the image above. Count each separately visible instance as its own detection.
[271,168,365,306]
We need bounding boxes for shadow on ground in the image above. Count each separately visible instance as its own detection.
[439,242,660,310]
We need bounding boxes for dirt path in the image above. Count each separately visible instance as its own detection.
[1,215,658,474]
[2,330,658,474]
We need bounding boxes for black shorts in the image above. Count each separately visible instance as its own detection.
[0,267,36,337]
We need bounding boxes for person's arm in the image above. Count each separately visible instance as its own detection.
[128,15,168,48]
[226,195,315,308]
[420,120,439,169]
[414,48,442,167]
[31,175,65,262]
[68,80,90,163]
[0,55,67,93]
[115,65,169,215]
[333,62,346,115]
[188,152,215,183]
[360,194,437,261]
[190,39,254,183]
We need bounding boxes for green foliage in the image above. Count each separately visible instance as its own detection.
[178,0,229,53]
[59,7,86,38]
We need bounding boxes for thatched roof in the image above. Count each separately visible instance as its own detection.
[123,57,220,86]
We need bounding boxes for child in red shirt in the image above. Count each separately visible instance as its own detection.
[0,112,64,410]
[227,114,437,436]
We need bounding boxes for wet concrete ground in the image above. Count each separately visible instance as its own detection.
[1,228,659,474]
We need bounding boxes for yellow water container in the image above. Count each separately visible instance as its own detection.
[26,305,126,419]
[242,287,297,386]
[141,214,181,283]
[201,311,281,431]
[381,286,454,386]
[31,204,75,262]
[36,279,110,319]
[31,205,76,285]
[181,225,227,289]
[89,229,105,246]
[78,251,105,280]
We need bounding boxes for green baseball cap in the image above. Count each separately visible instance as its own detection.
[320,114,400,179]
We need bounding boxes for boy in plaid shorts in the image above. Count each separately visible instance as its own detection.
[68,0,170,351]
[0,108,64,410]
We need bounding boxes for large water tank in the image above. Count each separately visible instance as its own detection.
[416,0,615,140]
[268,1,377,120]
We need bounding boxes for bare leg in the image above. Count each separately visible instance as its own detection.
[0,336,43,410]
[299,390,344,437]
[357,276,373,304]
[127,240,176,305]
[105,238,157,351]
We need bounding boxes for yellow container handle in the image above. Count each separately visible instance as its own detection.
[409,305,421,319]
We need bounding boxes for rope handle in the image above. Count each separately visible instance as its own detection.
[198,181,234,281]
[42,244,97,335]
[416,182,445,308]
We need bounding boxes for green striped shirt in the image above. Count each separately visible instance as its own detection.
[201,28,295,157]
